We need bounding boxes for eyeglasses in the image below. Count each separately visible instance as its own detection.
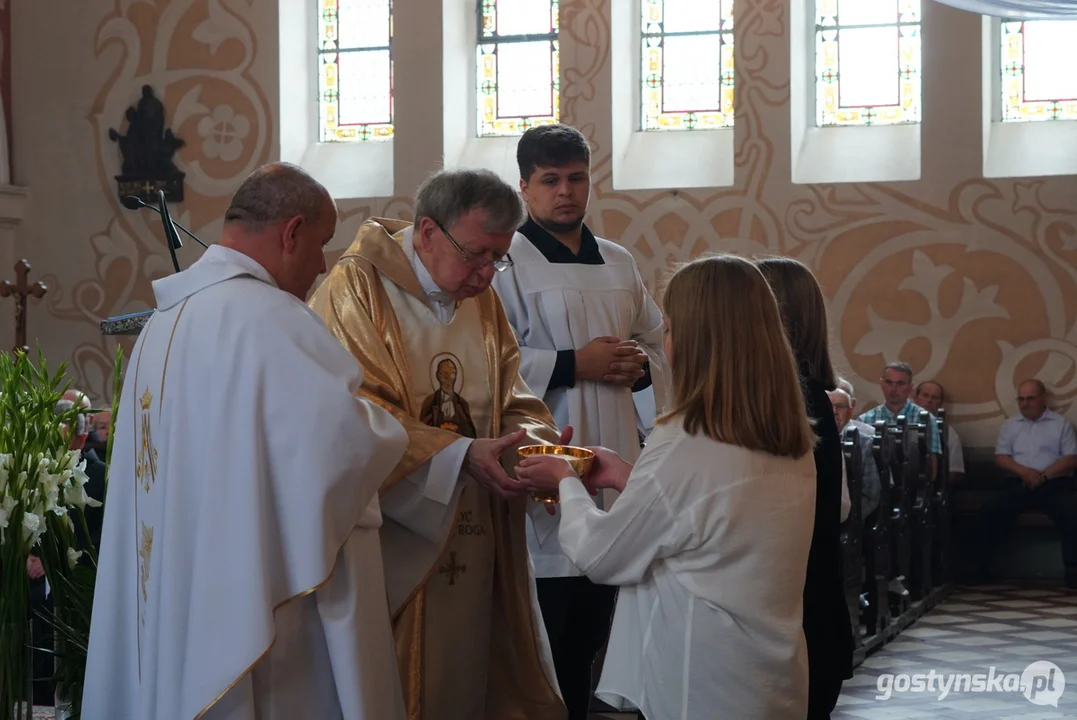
[434,220,513,272]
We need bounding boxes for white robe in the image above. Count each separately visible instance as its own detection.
[492,230,669,578]
[556,421,817,720]
[84,245,410,720]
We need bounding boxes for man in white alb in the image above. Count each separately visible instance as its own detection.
[84,163,411,720]
[492,124,669,720]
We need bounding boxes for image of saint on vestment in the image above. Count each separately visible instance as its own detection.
[420,353,477,439]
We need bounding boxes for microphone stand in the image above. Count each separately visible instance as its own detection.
[122,195,208,249]
[158,189,183,274]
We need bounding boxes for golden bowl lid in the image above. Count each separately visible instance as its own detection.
[517,444,595,459]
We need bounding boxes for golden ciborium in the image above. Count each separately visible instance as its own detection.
[517,445,595,504]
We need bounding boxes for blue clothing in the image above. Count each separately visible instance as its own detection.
[858,400,941,454]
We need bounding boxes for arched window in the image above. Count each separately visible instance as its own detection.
[318,0,394,142]
[815,0,921,126]
[1001,20,1077,122]
[641,0,734,131]
[476,0,560,137]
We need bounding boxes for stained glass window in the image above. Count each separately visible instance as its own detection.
[641,0,734,131]
[1001,20,1077,122]
[477,0,559,137]
[815,0,921,126]
[318,0,394,142]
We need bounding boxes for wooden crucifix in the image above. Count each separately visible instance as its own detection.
[0,259,47,354]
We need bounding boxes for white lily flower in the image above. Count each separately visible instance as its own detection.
[21,510,44,545]
[67,546,83,569]
[64,481,102,510]
[0,453,11,493]
[0,495,16,544]
[39,469,62,514]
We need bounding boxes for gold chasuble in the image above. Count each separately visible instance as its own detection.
[308,218,567,720]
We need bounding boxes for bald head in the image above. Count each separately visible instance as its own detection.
[57,389,91,447]
[220,162,337,300]
[62,388,91,409]
[1017,378,1048,421]
[225,162,331,232]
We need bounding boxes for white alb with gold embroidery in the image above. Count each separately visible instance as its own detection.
[84,245,410,720]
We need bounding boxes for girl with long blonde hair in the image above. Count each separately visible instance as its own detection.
[518,254,818,719]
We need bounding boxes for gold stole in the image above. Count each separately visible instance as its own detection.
[382,280,499,718]
[307,218,567,720]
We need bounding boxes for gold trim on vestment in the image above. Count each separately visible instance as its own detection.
[158,298,188,422]
[310,223,461,493]
[194,563,343,719]
[130,313,157,683]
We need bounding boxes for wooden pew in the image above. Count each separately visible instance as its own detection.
[862,420,893,637]
[909,410,934,600]
[888,415,914,616]
[840,425,865,650]
[932,408,953,585]
[850,411,956,667]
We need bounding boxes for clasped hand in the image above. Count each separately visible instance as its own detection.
[578,337,647,387]
[1019,466,1047,488]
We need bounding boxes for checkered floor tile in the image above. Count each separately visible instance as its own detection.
[835,583,1077,718]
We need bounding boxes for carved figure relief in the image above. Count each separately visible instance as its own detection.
[108,84,185,203]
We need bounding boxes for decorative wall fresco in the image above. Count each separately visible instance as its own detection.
[9,0,1076,448]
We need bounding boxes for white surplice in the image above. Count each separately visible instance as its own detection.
[555,420,817,720]
[84,245,410,720]
[492,230,669,578]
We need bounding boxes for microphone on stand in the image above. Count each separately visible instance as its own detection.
[121,195,210,249]
[155,191,182,274]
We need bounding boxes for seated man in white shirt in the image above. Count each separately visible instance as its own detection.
[837,377,875,439]
[979,379,1077,588]
[914,380,964,483]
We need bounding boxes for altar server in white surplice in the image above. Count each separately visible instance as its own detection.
[490,124,669,720]
[84,163,410,720]
[518,255,818,720]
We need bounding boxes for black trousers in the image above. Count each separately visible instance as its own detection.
[979,476,1077,578]
[536,576,618,720]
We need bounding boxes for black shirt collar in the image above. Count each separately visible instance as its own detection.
[518,216,604,265]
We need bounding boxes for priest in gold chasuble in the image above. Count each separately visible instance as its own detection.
[308,169,568,720]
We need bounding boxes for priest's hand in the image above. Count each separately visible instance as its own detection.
[465,429,531,499]
[583,446,633,494]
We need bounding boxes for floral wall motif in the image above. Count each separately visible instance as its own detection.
[9,0,1077,449]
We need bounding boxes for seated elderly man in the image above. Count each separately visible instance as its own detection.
[914,380,964,483]
[979,379,1077,588]
[829,387,881,522]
